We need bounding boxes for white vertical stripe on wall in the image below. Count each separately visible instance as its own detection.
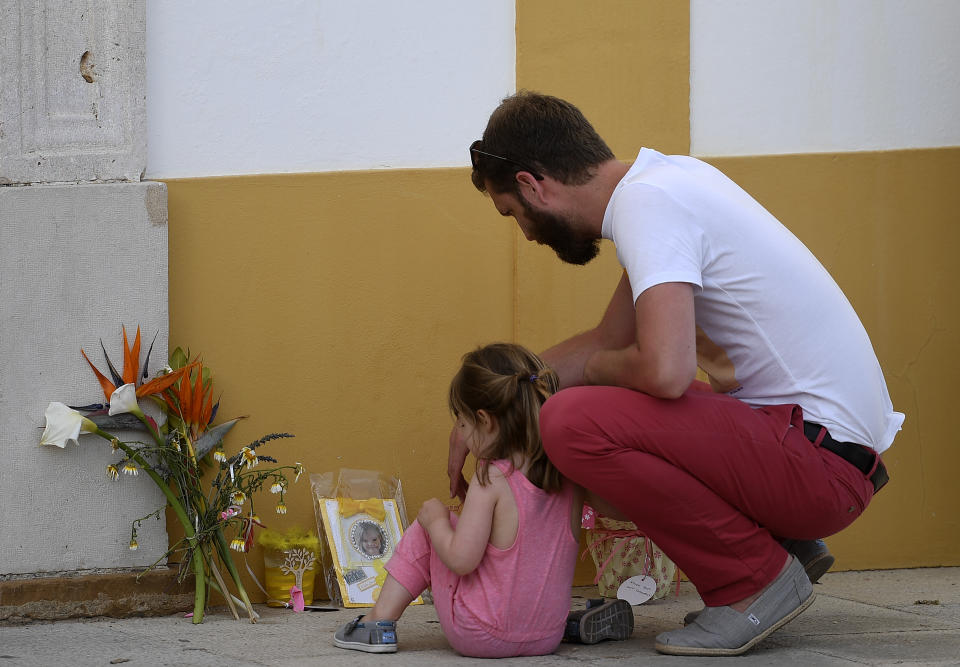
[145,1,515,178]
[690,0,960,156]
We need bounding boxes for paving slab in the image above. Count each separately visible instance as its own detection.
[1,568,958,666]
[817,568,960,606]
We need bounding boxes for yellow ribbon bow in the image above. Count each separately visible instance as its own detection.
[337,497,386,521]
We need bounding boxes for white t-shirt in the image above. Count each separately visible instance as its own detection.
[601,149,903,453]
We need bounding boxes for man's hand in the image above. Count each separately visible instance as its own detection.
[540,273,696,398]
[540,271,636,388]
[417,498,450,529]
[447,423,470,502]
[582,279,697,398]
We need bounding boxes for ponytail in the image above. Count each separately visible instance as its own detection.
[448,343,562,492]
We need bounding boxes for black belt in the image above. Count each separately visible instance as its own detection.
[803,421,889,494]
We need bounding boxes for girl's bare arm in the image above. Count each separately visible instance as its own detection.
[418,472,501,575]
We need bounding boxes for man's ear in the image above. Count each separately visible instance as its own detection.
[515,171,547,206]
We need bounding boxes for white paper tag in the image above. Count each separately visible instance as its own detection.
[617,575,657,605]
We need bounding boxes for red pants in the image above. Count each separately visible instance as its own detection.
[540,383,875,606]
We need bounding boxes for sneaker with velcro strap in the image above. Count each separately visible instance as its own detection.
[333,615,398,653]
[564,598,634,644]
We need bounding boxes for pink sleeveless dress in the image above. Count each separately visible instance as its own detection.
[385,459,578,657]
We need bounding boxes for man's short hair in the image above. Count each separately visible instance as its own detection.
[471,91,614,194]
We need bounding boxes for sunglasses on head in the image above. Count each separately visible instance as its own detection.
[469,140,544,181]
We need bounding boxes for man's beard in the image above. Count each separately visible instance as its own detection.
[519,196,600,266]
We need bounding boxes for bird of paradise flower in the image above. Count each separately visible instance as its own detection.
[40,326,301,624]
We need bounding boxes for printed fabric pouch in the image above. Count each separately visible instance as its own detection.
[584,515,677,600]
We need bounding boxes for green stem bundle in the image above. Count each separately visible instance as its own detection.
[92,424,254,624]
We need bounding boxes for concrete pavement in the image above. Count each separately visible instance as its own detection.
[2,567,958,666]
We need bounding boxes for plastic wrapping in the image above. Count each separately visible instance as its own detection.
[310,468,418,607]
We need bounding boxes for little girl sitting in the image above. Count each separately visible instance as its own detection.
[333,342,633,657]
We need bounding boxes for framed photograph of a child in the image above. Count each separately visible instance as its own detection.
[318,497,422,607]
[350,520,389,561]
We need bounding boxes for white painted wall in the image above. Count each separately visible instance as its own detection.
[145,1,515,179]
[2,1,170,577]
[690,0,960,156]
[2,182,169,576]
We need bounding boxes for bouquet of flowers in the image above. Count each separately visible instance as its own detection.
[39,326,302,623]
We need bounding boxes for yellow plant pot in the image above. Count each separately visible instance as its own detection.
[263,547,318,607]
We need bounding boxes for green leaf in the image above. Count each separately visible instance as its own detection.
[169,347,188,370]
[89,413,147,431]
[194,417,246,460]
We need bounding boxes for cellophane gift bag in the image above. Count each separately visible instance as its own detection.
[585,515,677,600]
[310,468,413,607]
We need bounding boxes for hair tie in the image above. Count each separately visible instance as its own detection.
[528,374,538,382]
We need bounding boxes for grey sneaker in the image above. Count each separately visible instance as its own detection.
[564,598,634,644]
[333,615,398,653]
[657,556,814,656]
[683,538,833,626]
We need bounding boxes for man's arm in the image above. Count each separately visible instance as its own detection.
[584,281,697,398]
[542,271,697,398]
[540,271,637,388]
[450,275,695,495]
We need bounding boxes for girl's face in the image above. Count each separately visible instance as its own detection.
[450,410,498,459]
[361,529,382,556]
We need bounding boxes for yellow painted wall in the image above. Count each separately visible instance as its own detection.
[166,170,521,598]
[513,0,689,353]
[510,0,960,578]
[513,0,691,585]
[711,149,960,569]
[165,2,958,600]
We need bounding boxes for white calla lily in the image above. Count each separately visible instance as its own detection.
[108,383,144,417]
[39,402,98,448]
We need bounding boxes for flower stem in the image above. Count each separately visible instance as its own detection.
[92,427,208,623]
[189,544,207,623]
[204,577,260,620]
[214,528,258,623]
[208,551,240,620]
[132,410,166,448]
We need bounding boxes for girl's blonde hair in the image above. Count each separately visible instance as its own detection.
[448,343,561,492]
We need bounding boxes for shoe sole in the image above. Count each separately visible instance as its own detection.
[682,554,833,627]
[656,592,815,657]
[578,599,634,644]
[803,552,835,584]
[332,637,398,653]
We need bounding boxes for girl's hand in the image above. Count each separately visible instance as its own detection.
[418,498,450,529]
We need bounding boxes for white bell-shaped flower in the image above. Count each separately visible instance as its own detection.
[39,402,97,448]
[108,383,143,417]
